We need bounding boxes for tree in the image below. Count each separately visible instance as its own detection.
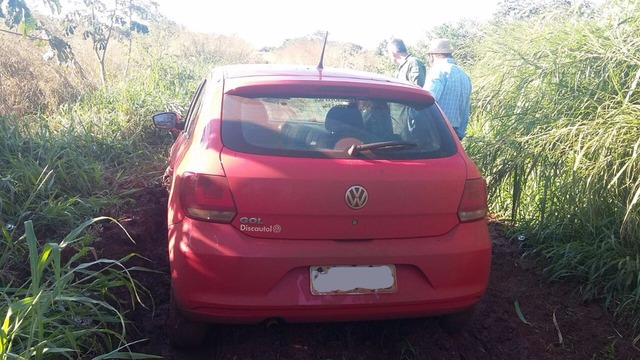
[62,0,158,86]
[493,0,594,22]
[0,0,76,64]
[0,0,157,85]
[415,19,483,67]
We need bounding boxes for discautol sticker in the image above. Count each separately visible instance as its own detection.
[240,224,282,233]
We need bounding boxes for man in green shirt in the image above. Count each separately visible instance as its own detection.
[387,38,426,87]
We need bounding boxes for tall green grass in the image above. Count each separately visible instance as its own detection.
[1,218,156,359]
[1,36,206,355]
[466,0,640,329]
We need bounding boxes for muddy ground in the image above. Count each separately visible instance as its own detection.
[97,184,640,359]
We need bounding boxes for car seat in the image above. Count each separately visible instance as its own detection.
[325,105,365,135]
[240,98,280,148]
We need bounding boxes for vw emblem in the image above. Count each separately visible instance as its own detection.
[345,186,368,210]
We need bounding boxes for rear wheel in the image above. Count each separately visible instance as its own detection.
[167,290,208,348]
[438,306,476,334]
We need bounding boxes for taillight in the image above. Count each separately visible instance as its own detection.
[458,178,488,223]
[179,172,237,223]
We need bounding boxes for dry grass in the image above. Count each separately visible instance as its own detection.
[266,37,391,75]
[0,35,89,117]
[0,22,389,118]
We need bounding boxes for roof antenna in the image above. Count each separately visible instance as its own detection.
[317,31,329,70]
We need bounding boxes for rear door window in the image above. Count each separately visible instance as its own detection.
[221,95,457,159]
[182,80,207,138]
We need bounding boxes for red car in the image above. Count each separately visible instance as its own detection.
[153,63,491,348]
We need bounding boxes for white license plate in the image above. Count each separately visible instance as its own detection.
[310,265,397,295]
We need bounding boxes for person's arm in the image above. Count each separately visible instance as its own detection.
[425,68,445,100]
[408,59,426,87]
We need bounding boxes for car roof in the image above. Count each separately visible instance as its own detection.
[218,64,398,82]
[214,64,433,102]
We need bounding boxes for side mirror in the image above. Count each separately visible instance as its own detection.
[152,112,184,131]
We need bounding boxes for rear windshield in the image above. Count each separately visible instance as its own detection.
[220,95,457,159]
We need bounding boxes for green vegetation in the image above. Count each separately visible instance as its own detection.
[465,0,640,329]
[1,218,155,358]
[1,0,640,356]
[0,18,209,357]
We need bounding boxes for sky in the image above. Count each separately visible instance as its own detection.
[154,0,500,49]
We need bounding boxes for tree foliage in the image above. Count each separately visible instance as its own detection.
[415,19,483,66]
[0,0,76,63]
[494,0,594,22]
[0,0,157,85]
[62,0,158,85]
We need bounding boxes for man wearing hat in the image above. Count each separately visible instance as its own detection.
[424,38,472,140]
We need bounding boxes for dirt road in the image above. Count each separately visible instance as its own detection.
[98,185,639,359]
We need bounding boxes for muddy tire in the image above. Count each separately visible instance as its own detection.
[167,290,208,348]
[438,306,476,334]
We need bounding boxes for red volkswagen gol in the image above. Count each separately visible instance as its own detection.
[153,63,491,347]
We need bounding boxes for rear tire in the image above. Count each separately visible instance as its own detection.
[167,290,208,348]
[438,306,476,334]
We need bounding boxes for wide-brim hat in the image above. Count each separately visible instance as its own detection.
[427,38,454,54]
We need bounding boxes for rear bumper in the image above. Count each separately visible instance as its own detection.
[169,220,491,324]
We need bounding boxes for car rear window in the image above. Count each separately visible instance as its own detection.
[220,95,457,159]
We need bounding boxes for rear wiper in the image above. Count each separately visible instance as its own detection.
[348,141,418,156]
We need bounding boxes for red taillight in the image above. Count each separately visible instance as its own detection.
[458,178,488,223]
[179,172,237,223]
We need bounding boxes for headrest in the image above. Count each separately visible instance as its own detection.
[325,105,364,133]
[241,98,268,124]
